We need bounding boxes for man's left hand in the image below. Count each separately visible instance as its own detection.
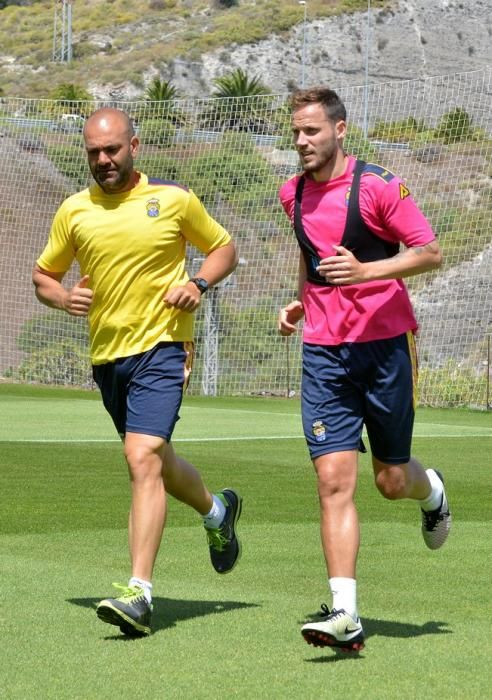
[163,282,201,312]
[316,245,367,285]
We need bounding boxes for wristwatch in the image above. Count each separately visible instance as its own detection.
[189,277,209,294]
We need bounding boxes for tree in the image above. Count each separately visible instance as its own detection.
[200,68,272,132]
[212,68,269,98]
[145,77,178,102]
[49,83,92,115]
[139,77,188,129]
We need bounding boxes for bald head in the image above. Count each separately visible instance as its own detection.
[83,108,139,194]
[83,107,135,140]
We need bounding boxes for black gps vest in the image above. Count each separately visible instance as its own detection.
[293,159,400,286]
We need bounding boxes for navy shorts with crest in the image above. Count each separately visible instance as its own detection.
[92,341,192,441]
[301,332,417,463]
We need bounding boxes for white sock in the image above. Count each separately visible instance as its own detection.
[329,577,358,620]
[419,469,444,511]
[202,494,226,529]
[129,577,152,604]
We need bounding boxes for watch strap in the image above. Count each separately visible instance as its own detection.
[189,277,209,294]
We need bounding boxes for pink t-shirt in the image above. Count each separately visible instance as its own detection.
[279,156,436,345]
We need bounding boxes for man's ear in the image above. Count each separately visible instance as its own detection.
[130,135,140,156]
[336,120,347,141]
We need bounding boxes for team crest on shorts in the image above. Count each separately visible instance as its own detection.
[312,419,327,442]
[146,198,161,217]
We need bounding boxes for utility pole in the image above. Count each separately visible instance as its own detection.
[363,0,371,138]
[193,256,246,397]
[201,287,220,396]
[192,256,220,397]
[299,1,308,88]
[53,0,73,63]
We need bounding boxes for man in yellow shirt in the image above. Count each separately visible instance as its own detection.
[33,107,241,637]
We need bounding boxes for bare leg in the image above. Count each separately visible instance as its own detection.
[124,433,214,581]
[314,450,359,578]
[162,442,213,515]
[372,456,431,501]
[124,432,169,581]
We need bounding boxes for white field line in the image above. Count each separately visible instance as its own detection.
[0,431,490,443]
[1,400,490,441]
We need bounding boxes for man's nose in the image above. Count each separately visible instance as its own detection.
[97,151,111,165]
[296,132,308,147]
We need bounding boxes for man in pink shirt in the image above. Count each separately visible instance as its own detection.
[278,87,451,652]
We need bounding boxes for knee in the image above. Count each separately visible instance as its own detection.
[374,465,407,500]
[124,443,162,482]
[315,457,356,501]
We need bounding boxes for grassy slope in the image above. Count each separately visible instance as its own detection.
[0,0,387,97]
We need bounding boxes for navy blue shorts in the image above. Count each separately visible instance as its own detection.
[92,342,192,440]
[301,332,417,463]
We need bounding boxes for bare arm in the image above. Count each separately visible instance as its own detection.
[32,264,93,316]
[191,240,239,288]
[164,240,238,312]
[278,252,306,336]
[316,239,442,285]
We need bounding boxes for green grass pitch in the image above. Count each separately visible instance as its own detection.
[0,383,491,699]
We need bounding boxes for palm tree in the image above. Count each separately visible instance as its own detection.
[145,77,178,102]
[49,83,92,116]
[201,68,272,132]
[136,77,185,146]
[211,68,269,98]
[138,77,187,134]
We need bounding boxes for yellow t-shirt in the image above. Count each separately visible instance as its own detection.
[37,173,231,364]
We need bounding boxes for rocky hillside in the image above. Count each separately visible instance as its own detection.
[0,1,490,101]
[164,0,492,103]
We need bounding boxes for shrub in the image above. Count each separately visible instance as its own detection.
[418,362,487,408]
[434,108,475,144]
[46,145,88,188]
[370,116,427,142]
[17,312,89,353]
[10,341,92,387]
[344,125,379,162]
[10,311,91,387]
[138,118,177,147]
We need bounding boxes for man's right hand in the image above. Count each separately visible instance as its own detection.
[278,300,304,336]
[64,275,93,316]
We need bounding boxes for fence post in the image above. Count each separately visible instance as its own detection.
[487,335,491,410]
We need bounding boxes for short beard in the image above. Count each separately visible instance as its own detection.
[91,168,131,193]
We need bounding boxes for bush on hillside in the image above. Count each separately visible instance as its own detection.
[138,118,177,148]
[434,107,475,144]
[46,145,88,188]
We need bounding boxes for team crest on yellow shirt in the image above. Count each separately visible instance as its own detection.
[312,420,327,443]
[146,198,161,217]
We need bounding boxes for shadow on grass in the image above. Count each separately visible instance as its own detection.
[68,596,259,640]
[363,617,452,639]
[303,615,452,663]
